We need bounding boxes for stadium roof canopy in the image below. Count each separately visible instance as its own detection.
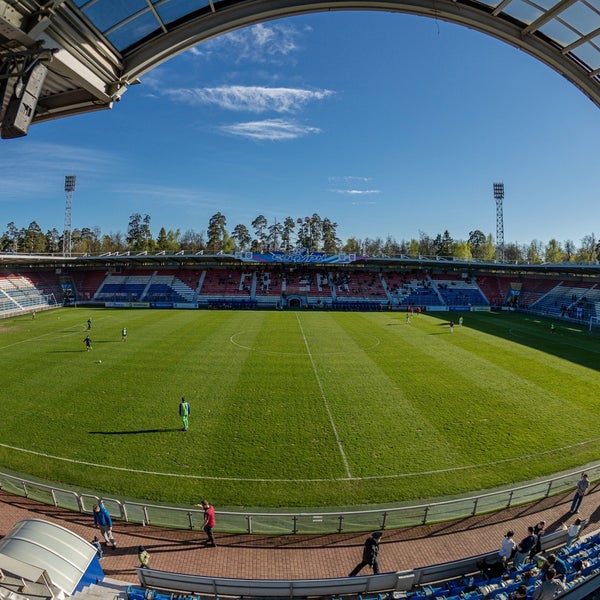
[1,0,600,137]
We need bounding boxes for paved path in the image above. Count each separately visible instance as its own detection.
[2,486,600,585]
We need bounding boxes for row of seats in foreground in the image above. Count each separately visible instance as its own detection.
[129,529,600,600]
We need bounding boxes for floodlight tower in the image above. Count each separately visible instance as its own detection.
[493,182,505,263]
[63,175,76,257]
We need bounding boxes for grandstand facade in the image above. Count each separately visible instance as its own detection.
[1,252,599,324]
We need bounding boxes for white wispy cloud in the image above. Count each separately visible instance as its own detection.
[329,188,381,195]
[188,23,302,63]
[328,176,373,183]
[163,85,334,113]
[219,119,320,141]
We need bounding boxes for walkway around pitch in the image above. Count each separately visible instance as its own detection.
[1,485,599,584]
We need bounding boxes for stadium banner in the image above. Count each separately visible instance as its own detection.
[105,302,130,308]
[130,302,151,308]
[470,306,491,312]
[237,249,366,264]
[151,302,174,308]
[173,303,198,309]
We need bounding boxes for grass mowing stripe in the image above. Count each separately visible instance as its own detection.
[1,308,599,507]
[295,312,352,478]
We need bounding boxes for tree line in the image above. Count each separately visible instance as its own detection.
[1,212,598,264]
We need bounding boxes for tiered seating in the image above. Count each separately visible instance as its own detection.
[26,271,63,301]
[400,280,443,308]
[432,280,489,308]
[516,278,561,309]
[531,284,600,320]
[94,274,149,302]
[476,275,514,306]
[70,269,107,300]
[255,270,283,296]
[332,271,386,301]
[199,269,252,296]
[145,275,196,303]
[0,271,54,314]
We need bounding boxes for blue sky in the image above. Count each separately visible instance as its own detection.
[1,11,599,248]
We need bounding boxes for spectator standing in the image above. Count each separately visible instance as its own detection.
[532,569,565,600]
[499,530,516,562]
[567,518,582,546]
[570,473,590,513]
[179,396,191,431]
[93,502,117,549]
[196,499,217,547]
[138,546,150,568]
[513,526,537,567]
[349,531,383,576]
[530,520,546,560]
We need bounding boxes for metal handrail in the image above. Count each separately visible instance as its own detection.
[0,466,597,535]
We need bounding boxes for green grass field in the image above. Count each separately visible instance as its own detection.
[0,307,598,509]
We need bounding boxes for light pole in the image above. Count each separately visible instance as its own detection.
[63,175,76,256]
[493,182,505,263]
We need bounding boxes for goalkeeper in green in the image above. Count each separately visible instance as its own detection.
[179,397,191,431]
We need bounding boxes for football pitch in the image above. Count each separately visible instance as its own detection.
[0,307,598,510]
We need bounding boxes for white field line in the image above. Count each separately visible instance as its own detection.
[1,437,600,482]
[295,313,353,478]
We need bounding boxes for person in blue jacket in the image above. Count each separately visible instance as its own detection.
[93,501,117,549]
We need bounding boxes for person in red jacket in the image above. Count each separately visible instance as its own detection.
[196,499,216,547]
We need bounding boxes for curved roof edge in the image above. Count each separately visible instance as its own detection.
[0,0,599,136]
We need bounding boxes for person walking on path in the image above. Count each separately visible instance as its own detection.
[349,531,383,576]
[93,501,117,549]
[570,473,590,513]
[179,397,191,431]
[196,499,217,547]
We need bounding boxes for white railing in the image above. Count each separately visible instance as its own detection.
[0,465,597,535]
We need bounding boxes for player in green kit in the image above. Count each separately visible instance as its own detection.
[179,397,191,431]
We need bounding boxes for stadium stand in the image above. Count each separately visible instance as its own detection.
[132,528,600,600]
[476,275,513,307]
[512,278,562,310]
[0,271,57,316]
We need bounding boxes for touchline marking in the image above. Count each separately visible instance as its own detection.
[295,313,353,479]
[2,437,599,482]
[0,324,86,351]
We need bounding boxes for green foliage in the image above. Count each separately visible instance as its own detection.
[0,308,598,510]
